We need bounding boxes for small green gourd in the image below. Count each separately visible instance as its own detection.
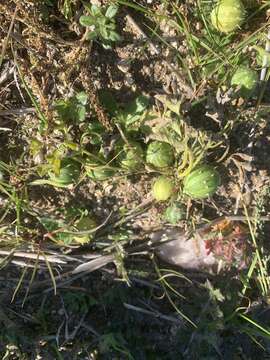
[231,66,258,98]
[85,162,115,180]
[152,176,174,201]
[117,141,144,171]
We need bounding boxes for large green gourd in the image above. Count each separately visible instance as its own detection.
[211,0,246,33]
[183,165,220,199]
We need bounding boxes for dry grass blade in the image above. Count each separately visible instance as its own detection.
[42,251,57,295]
[72,254,115,274]
[0,250,68,264]
[11,265,28,303]
[0,4,17,69]
[123,302,183,324]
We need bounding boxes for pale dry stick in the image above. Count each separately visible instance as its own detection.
[6,259,36,268]
[0,62,15,85]
[260,28,270,82]
[123,302,183,324]
[64,312,88,343]
[0,5,17,69]
[0,107,35,116]
[126,13,159,55]
[81,323,100,337]
[0,250,68,264]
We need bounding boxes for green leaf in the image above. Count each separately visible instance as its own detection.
[253,45,270,67]
[54,93,87,123]
[109,30,121,42]
[126,95,149,115]
[76,104,86,122]
[39,217,63,232]
[91,4,101,16]
[75,91,88,105]
[79,15,95,27]
[105,5,119,19]
[205,280,225,302]
[99,90,119,115]
[120,95,149,127]
[29,179,71,188]
[62,0,73,19]
[99,26,109,40]
[86,31,98,40]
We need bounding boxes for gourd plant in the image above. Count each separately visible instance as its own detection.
[80,3,121,48]
[40,208,97,245]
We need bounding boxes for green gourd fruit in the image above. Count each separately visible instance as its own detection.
[152,176,174,201]
[117,141,144,170]
[146,141,174,168]
[183,165,220,199]
[85,162,115,180]
[231,66,258,98]
[211,0,246,33]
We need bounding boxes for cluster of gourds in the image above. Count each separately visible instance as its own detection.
[46,139,220,202]
[152,164,220,202]
[146,141,220,202]
[211,0,258,97]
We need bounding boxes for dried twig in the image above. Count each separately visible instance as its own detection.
[0,250,68,264]
[123,302,183,324]
[260,28,270,82]
[126,14,159,55]
[0,107,36,116]
[0,4,18,69]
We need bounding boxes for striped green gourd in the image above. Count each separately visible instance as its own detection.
[183,165,220,199]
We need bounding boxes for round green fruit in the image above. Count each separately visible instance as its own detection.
[231,66,258,98]
[183,165,220,199]
[85,162,115,180]
[152,176,174,201]
[116,141,144,171]
[211,0,246,33]
[164,202,185,225]
[49,158,81,186]
[146,141,174,168]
